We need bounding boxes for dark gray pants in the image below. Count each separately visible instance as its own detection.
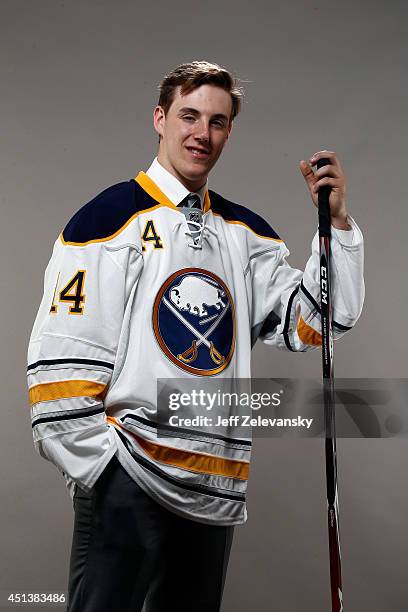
[67,456,234,612]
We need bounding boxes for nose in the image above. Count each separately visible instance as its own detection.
[194,119,210,143]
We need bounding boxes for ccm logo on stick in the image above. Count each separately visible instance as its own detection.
[321,264,328,305]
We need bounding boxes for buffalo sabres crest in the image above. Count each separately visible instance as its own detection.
[153,268,235,375]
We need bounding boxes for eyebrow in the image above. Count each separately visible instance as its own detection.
[178,107,229,122]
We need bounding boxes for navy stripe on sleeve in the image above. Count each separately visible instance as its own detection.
[300,281,352,331]
[27,358,115,373]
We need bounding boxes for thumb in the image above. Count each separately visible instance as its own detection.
[299,160,315,189]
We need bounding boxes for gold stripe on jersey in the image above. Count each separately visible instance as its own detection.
[297,316,322,346]
[135,171,212,213]
[59,204,161,246]
[107,417,249,480]
[29,379,107,405]
[211,212,284,243]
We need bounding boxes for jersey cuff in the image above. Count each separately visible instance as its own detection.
[331,215,363,247]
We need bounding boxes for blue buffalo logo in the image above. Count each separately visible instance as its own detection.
[152,268,235,375]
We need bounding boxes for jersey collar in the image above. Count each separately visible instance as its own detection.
[137,158,211,213]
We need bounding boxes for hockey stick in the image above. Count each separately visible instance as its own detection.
[317,157,343,611]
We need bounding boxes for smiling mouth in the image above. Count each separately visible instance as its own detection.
[186,147,211,159]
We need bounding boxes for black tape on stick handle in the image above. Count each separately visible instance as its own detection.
[317,157,331,237]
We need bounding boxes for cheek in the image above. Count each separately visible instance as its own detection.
[214,134,228,153]
[179,126,193,142]
[168,128,190,151]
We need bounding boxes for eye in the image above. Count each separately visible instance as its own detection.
[211,120,226,128]
[182,115,195,122]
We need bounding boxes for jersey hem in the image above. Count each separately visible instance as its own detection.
[113,429,247,527]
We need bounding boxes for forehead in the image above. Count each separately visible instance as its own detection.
[169,84,232,117]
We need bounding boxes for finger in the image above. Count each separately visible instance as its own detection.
[314,165,342,180]
[310,152,343,175]
[309,150,337,166]
[299,160,317,189]
[299,160,315,178]
[312,177,344,192]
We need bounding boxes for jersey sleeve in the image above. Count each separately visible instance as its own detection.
[27,187,143,492]
[251,217,365,350]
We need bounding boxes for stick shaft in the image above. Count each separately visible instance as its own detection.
[318,158,343,611]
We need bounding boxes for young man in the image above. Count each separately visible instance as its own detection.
[27,61,364,612]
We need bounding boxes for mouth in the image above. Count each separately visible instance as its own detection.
[185,146,211,160]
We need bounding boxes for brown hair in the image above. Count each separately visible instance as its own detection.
[158,60,244,121]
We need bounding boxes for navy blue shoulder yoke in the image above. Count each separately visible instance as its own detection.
[209,190,281,240]
[62,179,156,243]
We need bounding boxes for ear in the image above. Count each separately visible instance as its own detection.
[226,120,233,140]
[153,105,166,137]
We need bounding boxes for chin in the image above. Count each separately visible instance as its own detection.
[180,164,208,183]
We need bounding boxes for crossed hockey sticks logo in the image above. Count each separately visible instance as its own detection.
[152,268,235,376]
[162,296,229,365]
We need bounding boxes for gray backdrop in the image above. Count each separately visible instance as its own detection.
[1,0,407,610]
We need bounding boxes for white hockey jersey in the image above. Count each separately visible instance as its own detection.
[27,170,364,525]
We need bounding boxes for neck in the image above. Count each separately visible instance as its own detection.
[157,153,207,193]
